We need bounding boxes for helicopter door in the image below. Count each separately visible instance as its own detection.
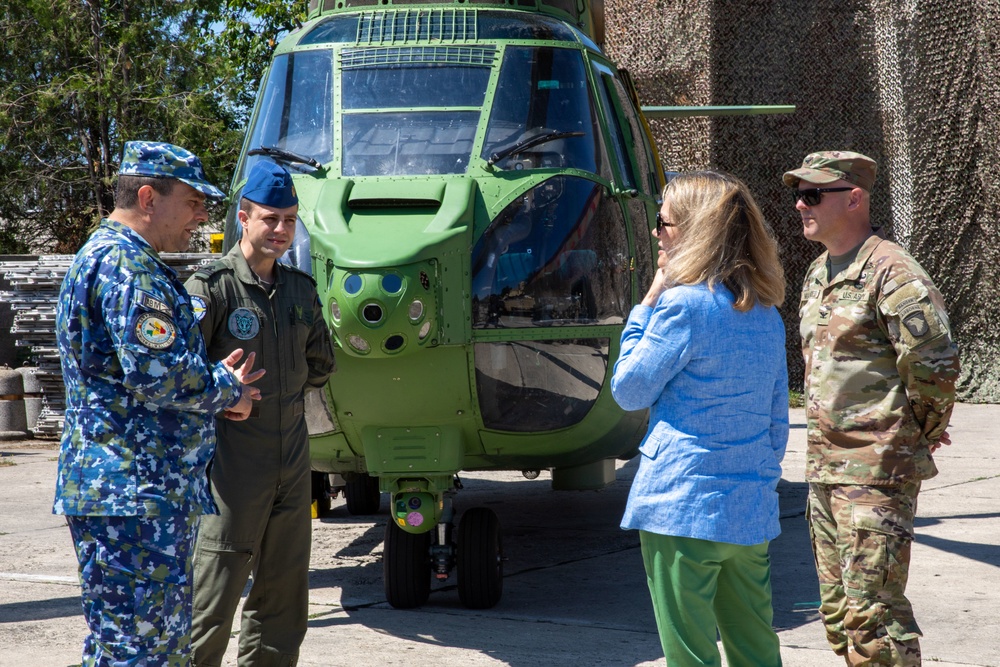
[590,62,658,300]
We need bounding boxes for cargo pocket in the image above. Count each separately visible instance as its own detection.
[844,502,913,599]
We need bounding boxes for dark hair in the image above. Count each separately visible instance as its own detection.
[115,175,176,209]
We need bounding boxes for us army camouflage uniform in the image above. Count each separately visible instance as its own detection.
[799,232,960,666]
[185,244,336,667]
[55,218,243,666]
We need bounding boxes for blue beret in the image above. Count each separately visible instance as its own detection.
[119,141,225,200]
[241,162,298,208]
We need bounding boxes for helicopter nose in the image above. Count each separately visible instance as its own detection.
[328,263,438,358]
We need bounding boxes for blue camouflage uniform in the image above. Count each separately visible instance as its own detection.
[55,141,237,667]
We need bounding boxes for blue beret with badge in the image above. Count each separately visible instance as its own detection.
[241,161,298,209]
[119,141,225,201]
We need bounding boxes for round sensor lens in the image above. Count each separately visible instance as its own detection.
[408,299,424,321]
[362,303,383,324]
[381,273,403,294]
[344,274,363,295]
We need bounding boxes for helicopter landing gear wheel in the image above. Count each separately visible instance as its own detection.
[383,519,431,609]
[345,473,381,515]
[457,507,503,609]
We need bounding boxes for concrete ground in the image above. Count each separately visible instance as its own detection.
[1,404,997,667]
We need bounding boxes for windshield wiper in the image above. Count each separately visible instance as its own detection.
[248,146,322,170]
[486,130,585,168]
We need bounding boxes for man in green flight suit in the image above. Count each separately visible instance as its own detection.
[785,151,960,666]
[186,161,337,666]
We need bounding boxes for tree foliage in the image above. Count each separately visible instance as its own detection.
[0,0,307,254]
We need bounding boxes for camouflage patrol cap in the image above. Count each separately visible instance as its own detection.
[783,151,877,191]
[119,141,225,200]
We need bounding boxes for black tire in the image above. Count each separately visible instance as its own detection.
[383,519,431,609]
[457,507,503,609]
[310,471,335,518]
[345,473,381,515]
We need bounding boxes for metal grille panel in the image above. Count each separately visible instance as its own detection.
[341,45,496,68]
[357,9,478,43]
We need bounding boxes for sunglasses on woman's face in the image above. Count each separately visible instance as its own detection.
[655,212,675,235]
[793,187,854,207]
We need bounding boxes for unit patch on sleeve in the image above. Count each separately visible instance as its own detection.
[189,295,207,322]
[138,291,172,316]
[228,307,260,340]
[135,312,177,350]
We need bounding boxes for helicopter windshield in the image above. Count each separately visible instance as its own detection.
[246,50,335,166]
[482,47,605,175]
[342,51,491,176]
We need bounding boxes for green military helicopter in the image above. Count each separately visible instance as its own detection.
[226,0,791,610]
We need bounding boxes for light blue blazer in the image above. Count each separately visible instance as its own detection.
[611,283,789,545]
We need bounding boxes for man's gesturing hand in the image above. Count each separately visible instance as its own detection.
[221,349,266,421]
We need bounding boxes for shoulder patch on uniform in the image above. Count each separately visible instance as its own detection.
[137,291,171,316]
[190,295,207,322]
[228,307,260,340]
[135,312,177,350]
[903,311,930,338]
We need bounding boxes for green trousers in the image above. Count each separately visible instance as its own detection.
[639,531,782,667]
[190,437,312,667]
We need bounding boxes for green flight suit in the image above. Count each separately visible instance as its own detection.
[186,244,336,667]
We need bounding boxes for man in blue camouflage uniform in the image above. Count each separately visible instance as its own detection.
[785,151,960,666]
[186,162,337,667]
[54,141,266,667]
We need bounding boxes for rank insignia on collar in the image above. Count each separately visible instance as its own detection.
[135,312,177,350]
[228,307,260,340]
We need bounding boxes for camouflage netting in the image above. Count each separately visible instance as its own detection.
[605,0,1000,401]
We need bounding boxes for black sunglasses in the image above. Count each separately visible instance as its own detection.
[655,211,675,234]
[794,187,854,207]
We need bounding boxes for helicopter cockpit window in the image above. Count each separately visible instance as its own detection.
[482,47,605,176]
[592,66,636,191]
[611,76,660,196]
[341,57,491,176]
[245,51,335,167]
[471,175,630,328]
[298,14,360,45]
[475,338,608,432]
[477,12,587,45]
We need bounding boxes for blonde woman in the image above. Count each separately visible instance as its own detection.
[611,171,788,666]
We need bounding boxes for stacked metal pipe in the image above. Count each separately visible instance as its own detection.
[0,254,216,438]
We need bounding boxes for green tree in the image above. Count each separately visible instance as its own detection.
[0,0,306,254]
[205,0,309,127]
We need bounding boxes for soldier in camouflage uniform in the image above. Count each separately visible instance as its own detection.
[186,161,337,667]
[784,151,960,666]
[54,141,265,667]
